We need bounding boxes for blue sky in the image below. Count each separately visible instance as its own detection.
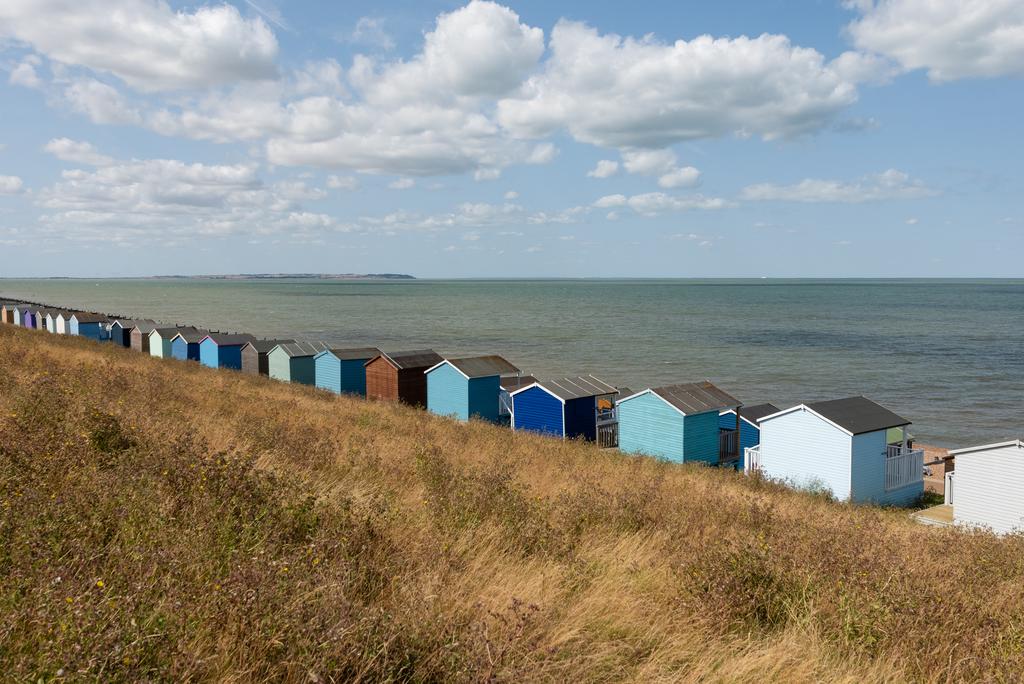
[0,0,1021,277]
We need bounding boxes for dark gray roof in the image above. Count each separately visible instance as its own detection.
[533,375,618,400]
[649,381,741,415]
[131,322,158,334]
[323,346,381,361]
[500,375,537,392]
[371,349,444,370]
[444,355,520,378]
[168,327,208,343]
[71,312,110,323]
[111,318,153,329]
[615,387,634,400]
[724,402,780,425]
[276,341,329,357]
[203,332,256,346]
[245,338,295,353]
[806,396,911,435]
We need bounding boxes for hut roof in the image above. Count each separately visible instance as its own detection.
[526,375,618,401]
[645,381,741,415]
[432,355,520,379]
[112,318,152,328]
[131,322,158,334]
[245,339,295,353]
[500,375,537,392]
[203,333,257,347]
[322,346,381,361]
[71,312,110,323]
[723,402,780,425]
[370,349,444,370]
[168,327,208,343]
[276,341,329,358]
[802,396,910,435]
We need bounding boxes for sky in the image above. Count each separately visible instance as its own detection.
[0,0,1021,278]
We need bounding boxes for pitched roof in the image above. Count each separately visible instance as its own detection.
[723,402,780,425]
[131,322,158,334]
[500,375,537,392]
[950,440,1024,457]
[245,338,295,353]
[438,355,520,378]
[71,312,110,323]
[111,318,153,329]
[276,341,329,357]
[322,346,381,361]
[804,396,911,435]
[203,332,256,346]
[533,375,618,401]
[370,349,444,370]
[647,381,741,415]
[167,327,208,343]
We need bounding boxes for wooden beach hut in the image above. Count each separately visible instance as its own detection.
[21,307,37,329]
[0,302,22,324]
[149,327,184,358]
[365,350,444,406]
[33,307,50,331]
[944,440,1024,534]
[267,341,330,385]
[69,313,110,340]
[618,381,741,464]
[199,333,256,370]
[240,339,295,376]
[719,402,779,457]
[130,322,157,353]
[169,328,208,362]
[109,319,147,348]
[45,311,63,334]
[425,355,521,423]
[313,346,381,395]
[499,375,536,424]
[13,304,27,327]
[510,375,619,440]
[55,311,76,335]
[752,396,924,506]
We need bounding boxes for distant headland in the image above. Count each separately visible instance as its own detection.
[149,273,416,281]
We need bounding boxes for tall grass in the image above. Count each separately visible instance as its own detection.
[2,325,1023,681]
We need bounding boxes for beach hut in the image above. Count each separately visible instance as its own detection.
[130,322,157,353]
[33,308,50,331]
[618,381,741,463]
[169,328,208,362]
[148,327,183,358]
[13,304,26,327]
[719,402,779,457]
[21,307,37,329]
[45,311,63,334]
[55,311,76,335]
[69,313,110,340]
[198,333,256,370]
[510,375,619,440]
[240,339,295,376]
[365,350,444,406]
[267,341,330,385]
[944,440,1024,534]
[752,396,924,506]
[108,319,145,348]
[499,375,536,425]
[0,302,22,324]
[313,346,381,395]
[425,355,521,423]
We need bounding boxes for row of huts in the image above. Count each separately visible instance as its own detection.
[2,298,1020,534]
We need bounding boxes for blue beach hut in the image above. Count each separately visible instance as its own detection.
[719,402,779,456]
[69,313,111,341]
[313,346,381,395]
[425,355,521,423]
[618,381,741,464]
[753,397,924,506]
[199,333,256,370]
[169,328,207,361]
[22,308,37,329]
[510,375,618,440]
[267,341,330,385]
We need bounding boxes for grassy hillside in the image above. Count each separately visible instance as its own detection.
[2,325,1023,682]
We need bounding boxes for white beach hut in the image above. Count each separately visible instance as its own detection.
[751,396,924,506]
[946,440,1024,534]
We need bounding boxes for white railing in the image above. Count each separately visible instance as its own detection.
[885,445,925,491]
[744,445,762,474]
[595,407,617,425]
[499,392,513,416]
[944,471,954,505]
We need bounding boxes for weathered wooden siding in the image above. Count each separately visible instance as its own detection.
[850,430,922,506]
[954,444,1024,534]
[683,410,720,464]
[365,358,397,401]
[512,386,563,437]
[130,329,149,353]
[426,363,469,421]
[760,408,852,499]
[618,392,685,462]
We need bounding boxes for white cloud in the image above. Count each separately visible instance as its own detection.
[0,176,25,194]
[497,20,865,148]
[504,190,519,199]
[326,175,358,191]
[43,138,113,166]
[8,56,42,89]
[474,167,502,181]
[0,0,279,91]
[740,169,937,203]
[657,166,701,189]
[594,194,627,208]
[64,79,141,125]
[349,17,395,51]
[593,192,728,215]
[587,160,619,178]
[622,149,677,176]
[389,177,415,190]
[846,0,1024,81]
[526,142,557,164]
[905,217,919,225]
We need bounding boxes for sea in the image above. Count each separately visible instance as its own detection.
[2,278,1021,448]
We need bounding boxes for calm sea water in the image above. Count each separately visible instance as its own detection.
[2,278,1022,448]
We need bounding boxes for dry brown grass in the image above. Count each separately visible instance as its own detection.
[2,324,1023,682]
